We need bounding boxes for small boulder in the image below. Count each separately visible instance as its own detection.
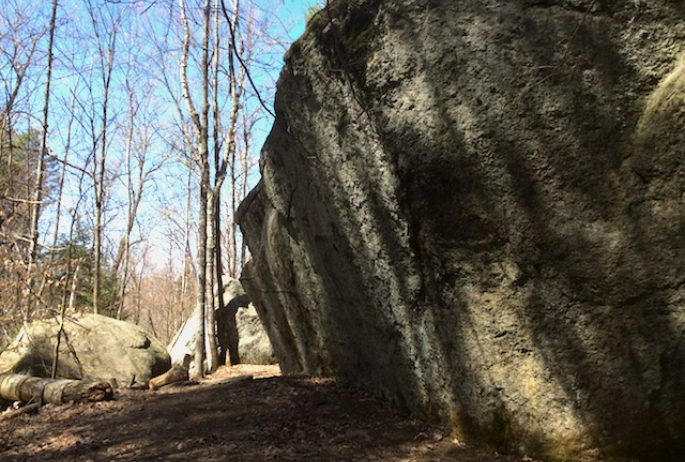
[168,276,275,368]
[236,304,276,365]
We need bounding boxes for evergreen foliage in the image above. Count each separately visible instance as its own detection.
[43,225,121,318]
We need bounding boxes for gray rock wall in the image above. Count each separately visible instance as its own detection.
[238,1,685,460]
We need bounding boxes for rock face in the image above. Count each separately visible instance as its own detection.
[236,305,276,365]
[0,314,170,387]
[237,1,685,461]
[168,277,275,367]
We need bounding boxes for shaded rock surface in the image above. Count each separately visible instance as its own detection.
[237,1,685,461]
[0,314,170,387]
[236,305,277,365]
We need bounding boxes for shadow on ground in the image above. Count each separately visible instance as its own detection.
[0,368,532,462]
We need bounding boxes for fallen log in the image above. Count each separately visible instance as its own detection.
[0,374,114,405]
[149,364,189,390]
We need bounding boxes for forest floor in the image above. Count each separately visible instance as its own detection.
[0,365,538,462]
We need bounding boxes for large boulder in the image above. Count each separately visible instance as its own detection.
[167,309,201,369]
[237,1,685,461]
[0,314,170,387]
[168,277,275,368]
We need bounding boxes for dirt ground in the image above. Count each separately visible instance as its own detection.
[0,365,536,462]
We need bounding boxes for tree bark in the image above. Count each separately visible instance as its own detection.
[205,192,219,373]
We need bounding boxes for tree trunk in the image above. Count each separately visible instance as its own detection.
[212,0,228,367]
[24,0,59,322]
[214,0,242,366]
[91,5,120,316]
[205,190,219,373]
[38,87,77,311]
[179,0,211,378]
[115,79,138,320]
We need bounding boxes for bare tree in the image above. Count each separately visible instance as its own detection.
[0,1,49,323]
[0,0,289,358]
[93,5,118,316]
[113,75,164,319]
[0,0,43,149]
[178,0,219,377]
[38,86,78,310]
[24,0,59,322]
[82,0,123,315]
[211,0,245,366]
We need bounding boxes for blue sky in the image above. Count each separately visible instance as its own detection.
[279,0,320,41]
[6,0,325,272]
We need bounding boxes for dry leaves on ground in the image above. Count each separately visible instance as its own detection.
[0,365,535,462]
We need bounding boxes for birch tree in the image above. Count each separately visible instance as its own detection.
[179,0,218,377]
